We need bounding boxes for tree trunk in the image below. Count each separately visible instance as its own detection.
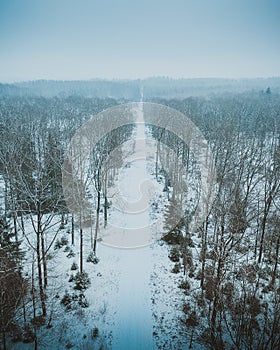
[13,210,18,243]
[21,215,25,235]
[79,212,83,273]
[271,235,280,286]
[258,180,279,263]
[40,230,47,288]
[36,214,46,316]
[104,172,108,228]
[31,255,36,319]
[258,214,268,264]
[93,190,101,254]
[71,214,75,246]
[1,329,7,350]
[200,219,208,288]
[156,139,160,179]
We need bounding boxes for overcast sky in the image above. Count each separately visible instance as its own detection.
[0,0,279,82]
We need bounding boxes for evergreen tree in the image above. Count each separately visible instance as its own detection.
[162,196,184,245]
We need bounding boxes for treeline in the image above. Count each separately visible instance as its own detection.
[151,92,280,349]
[2,77,280,99]
[0,96,135,348]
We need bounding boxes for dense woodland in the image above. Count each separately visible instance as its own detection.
[0,86,280,349]
[149,91,280,349]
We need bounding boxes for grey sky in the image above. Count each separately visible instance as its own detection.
[0,0,279,82]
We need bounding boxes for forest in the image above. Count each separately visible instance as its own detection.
[0,82,280,349]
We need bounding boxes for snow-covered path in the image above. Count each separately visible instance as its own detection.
[112,247,154,349]
[103,103,156,349]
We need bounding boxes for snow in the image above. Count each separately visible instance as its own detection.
[111,247,154,349]
[101,103,159,248]
[97,103,163,349]
[10,102,195,349]
[0,175,5,214]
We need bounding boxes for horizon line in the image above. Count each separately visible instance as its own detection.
[1,75,280,84]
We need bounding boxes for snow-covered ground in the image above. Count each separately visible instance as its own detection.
[96,102,184,349]
[11,103,190,350]
[0,175,5,215]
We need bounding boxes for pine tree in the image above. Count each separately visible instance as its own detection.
[162,196,184,245]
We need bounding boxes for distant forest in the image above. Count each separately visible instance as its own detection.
[1,77,280,100]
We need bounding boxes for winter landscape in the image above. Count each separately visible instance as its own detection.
[0,79,280,350]
[1,0,280,349]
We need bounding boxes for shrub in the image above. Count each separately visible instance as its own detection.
[31,315,45,327]
[61,236,69,246]
[185,311,199,327]
[67,249,75,258]
[71,262,78,270]
[162,230,183,245]
[61,291,72,307]
[78,294,89,308]
[68,274,74,282]
[54,236,69,250]
[73,272,91,291]
[61,291,89,310]
[87,251,99,264]
[182,303,191,314]
[92,327,99,339]
[54,239,63,250]
[169,247,180,262]
[172,263,181,274]
[178,280,190,292]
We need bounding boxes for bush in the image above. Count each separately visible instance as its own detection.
[92,327,99,339]
[169,247,180,262]
[87,251,99,264]
[185,311,199,327]
[67,249,75,258]
[182,303,191,314]
[179,280,190,292]
[64,245,71,252]
[61,291,89,310]
[71,262,78,270]
[73,272,91,291]
[162,230,183,245]
[31,315,45,327]
[188,267,195,278]
[78,294,89,308]
[68,274,74,282]
[54,239,63,250]
[54,236,69,250]
[172,263,181,274]
[61,236,69,246]
[61,291,72,307]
